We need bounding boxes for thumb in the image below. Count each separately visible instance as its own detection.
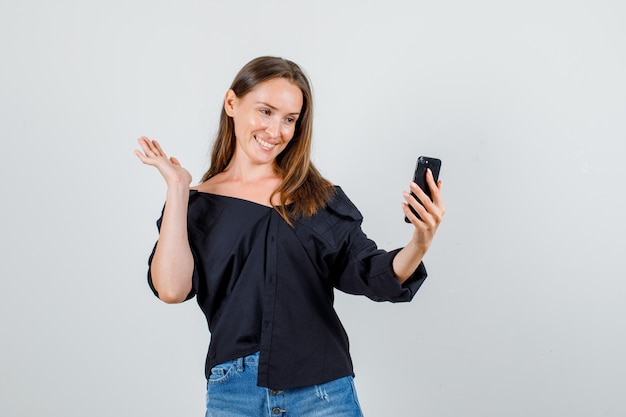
[170,156,181,166]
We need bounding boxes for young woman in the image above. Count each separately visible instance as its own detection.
[135,56,445,417]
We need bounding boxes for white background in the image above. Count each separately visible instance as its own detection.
[1,1,625,416]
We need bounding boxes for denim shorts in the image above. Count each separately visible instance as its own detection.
[205,352,364,417]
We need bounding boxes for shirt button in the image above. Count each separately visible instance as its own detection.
[270,389,283,395]
[272,407,284,415]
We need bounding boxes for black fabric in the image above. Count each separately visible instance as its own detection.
[147,186,427,390]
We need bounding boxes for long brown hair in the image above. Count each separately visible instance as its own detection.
[201,56,334,225]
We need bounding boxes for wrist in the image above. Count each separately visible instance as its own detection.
[165,181,191,198]
[405,239,426,257]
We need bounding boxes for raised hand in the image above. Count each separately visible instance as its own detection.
[134,136,192,187]
[135,136,194,303]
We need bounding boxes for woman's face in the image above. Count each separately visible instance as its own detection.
[225,77,303,167]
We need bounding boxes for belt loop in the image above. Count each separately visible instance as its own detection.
[236,356,244,372]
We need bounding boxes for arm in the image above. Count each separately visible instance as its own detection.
[135,137,194,303]
[318,188,427,302]
[395,168,446,283]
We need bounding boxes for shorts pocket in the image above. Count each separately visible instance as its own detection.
[207,360,237,385]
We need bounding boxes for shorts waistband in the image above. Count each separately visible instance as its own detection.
[237,351,260,368]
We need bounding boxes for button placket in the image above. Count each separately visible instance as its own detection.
[258,213,280,387]
[267,386,286,416]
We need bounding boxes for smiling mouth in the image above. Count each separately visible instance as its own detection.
[254,136,277,150]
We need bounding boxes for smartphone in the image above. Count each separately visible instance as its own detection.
[404,156,442,222]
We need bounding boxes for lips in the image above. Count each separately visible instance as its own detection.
[254,135,277,150]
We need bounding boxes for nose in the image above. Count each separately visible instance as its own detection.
[265,117,280,138]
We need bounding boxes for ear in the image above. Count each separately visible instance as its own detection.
[224,89,237,117]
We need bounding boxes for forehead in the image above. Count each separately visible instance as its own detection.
[244,78,303,113]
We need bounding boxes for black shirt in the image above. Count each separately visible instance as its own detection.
[147,186,427,389]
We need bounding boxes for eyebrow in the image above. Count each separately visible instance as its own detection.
[256,102,300,116]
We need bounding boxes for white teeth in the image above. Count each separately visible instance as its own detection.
[255,136,276,149]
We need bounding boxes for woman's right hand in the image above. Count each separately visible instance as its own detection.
[134,136,192,187]
[135,136,194,303]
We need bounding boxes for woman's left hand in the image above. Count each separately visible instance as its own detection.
[393,169,445,283]
[402,168,446,249]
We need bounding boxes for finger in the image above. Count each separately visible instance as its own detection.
[401,202,419,225]
[134,148,159,166]
[403,191,428,223]
[135,149,155,165]
[145,139,161,156]
[134,149,148,163]
[141,138,167,161]
[426,175,446,216]
[136,137,148,152]
[137,137,156,157]
[406,185,443,227]
[170,156,181,166]
[153,140,167,157]
[409,181,431,208]
[433,187,446,217]
[425,169,439,195]
[414,173,443,216]
[135,137,162,164]
[402,201,431,232]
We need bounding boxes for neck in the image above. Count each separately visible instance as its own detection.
[223,154,281,184]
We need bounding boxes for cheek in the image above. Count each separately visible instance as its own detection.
[234,114,262,137]
[247,114,263,130]
[281,125,296,141]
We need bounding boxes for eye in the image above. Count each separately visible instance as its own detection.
[260,109,271,116]
[285,117,295,124]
